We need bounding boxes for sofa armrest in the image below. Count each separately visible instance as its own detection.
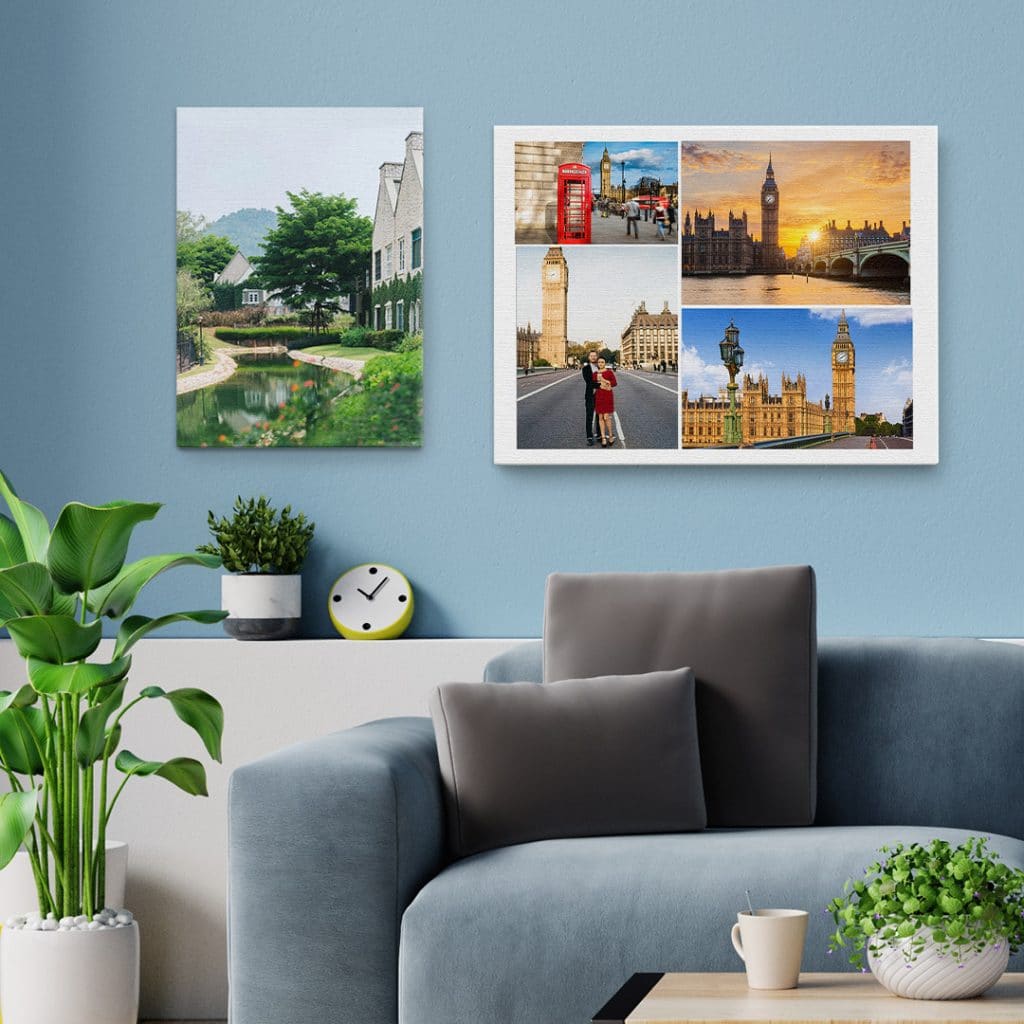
[228,717,445,1024]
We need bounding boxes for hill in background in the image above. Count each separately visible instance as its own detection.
[204,208,277,257]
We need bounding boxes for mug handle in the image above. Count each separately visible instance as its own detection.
[731,923,745,962]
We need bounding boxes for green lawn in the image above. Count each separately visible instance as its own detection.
[301,345,382,360]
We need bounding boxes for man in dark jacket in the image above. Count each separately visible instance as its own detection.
[581,349,600,446]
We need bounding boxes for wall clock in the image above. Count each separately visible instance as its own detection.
[328,563,414,640]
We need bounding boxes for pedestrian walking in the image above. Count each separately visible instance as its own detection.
[625,198,640,239]
[668,203,677,236]
[654,204,668,241]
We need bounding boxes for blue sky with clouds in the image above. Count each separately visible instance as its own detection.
[680,307,913,422]
[582,141,679,196]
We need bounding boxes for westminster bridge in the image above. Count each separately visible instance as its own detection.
[797,238,910,280]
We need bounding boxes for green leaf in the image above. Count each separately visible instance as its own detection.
[114,750,208,796]
[0,707,47,775]
[76,681,127,767]
[5,615,102,663]
[47,500,161,595]
[113,609,227,659]
[0,472,50,564]
[0,562,54,620]
[88,553,221,619]
[138,686,223,761]
[27,655,131,695]
[0,514,26,570]
[0,686,37,714]
[0,791,37,870]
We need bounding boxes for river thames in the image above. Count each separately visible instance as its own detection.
[681,273,909,305]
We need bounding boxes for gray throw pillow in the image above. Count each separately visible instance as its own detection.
[430,669,706,858]
[544,566,817,828]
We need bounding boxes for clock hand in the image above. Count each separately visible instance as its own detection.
[357,587,372,598]
[368,575,390,599]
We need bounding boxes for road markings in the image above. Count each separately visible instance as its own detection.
[613,411,627,446]
[516,373,577,402]
[621,371,678,395]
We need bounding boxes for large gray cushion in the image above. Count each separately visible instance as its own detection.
[543,566,817,828]
[399,826,1024,1024]
[430,670,706,858]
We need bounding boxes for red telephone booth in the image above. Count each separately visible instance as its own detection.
[557,163,592,244]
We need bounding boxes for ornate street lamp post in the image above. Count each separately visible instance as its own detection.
[196,314,205,367]
[718,320,744,446]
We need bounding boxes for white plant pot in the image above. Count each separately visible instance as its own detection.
[221,573,301,640]
[867,929,1009,999]
[1,920,139,1024]
[0,839,128,998]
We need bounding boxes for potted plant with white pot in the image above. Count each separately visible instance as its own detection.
[199,495,315,640]
[0,470,226,1024]
[828,836,1024,999]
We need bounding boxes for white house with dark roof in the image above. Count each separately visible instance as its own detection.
[212,251,288,313]
[371,131,423,333]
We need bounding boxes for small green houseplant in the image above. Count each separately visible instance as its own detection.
[198,496,315,640]
[828,837,1024,998]
[0,470,227,1024]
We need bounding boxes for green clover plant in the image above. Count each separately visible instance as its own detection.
[0,470,227,918]
[828,836,1024,968]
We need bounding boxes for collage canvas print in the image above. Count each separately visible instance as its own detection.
[494,125,937,465]
[176,107,423,448]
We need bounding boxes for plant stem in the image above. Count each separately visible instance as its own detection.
[82,760,94,917]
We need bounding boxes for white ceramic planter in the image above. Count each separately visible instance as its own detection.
[221,573,301,640]
[0,840,128,927]
[1,920,139,1024]
[868,929,1009,999]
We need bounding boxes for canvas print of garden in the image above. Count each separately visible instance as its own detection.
[176,107,423,447]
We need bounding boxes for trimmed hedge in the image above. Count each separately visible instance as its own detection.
[214,326,405,351]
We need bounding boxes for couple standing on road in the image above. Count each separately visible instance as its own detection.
[582,349,618,448]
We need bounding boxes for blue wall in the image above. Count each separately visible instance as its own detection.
[2,0,1021,639]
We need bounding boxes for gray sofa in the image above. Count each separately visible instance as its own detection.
[228,638,1024,1024]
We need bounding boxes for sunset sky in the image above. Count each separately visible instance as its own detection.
[680,140,910,256]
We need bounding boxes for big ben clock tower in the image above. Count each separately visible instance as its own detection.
[540,247,568,367]
[760,154,780,270]
[600,147,612,198]
[831,309,856,433]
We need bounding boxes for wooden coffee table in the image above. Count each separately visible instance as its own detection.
[593,972,1024,1023]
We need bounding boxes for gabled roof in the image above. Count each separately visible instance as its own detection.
[213,250,255,286]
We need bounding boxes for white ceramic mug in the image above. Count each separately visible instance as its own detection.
[730,908,808,990]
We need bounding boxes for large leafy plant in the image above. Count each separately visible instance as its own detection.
[828,837,1024,968]
[0,471,226,918]
[198,495,314,574]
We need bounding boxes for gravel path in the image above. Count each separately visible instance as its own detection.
[289,349,365,380]
[176,348,237,395]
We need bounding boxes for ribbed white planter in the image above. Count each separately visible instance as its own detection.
[867,929,1009,999]
[0,920,139,1024]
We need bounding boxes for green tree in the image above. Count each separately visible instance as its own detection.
[254,190,373,333]
[176,268,211,330]
[176,210,209,244]
[177,234,237,285]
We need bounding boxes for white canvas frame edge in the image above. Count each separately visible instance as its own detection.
[493,125,938,466]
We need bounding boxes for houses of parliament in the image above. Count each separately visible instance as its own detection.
[681,312,857,447]
[680,156,786,274]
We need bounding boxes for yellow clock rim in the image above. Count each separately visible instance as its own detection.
[327,564,414,640]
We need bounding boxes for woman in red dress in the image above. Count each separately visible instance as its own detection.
[593,357,617,447]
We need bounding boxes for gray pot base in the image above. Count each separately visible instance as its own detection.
[223,617,300,641]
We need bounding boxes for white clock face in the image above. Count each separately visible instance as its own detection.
[329,564,412,635]
[545,266,560,281]
[836,351,849,364]
[764,193,775,204]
